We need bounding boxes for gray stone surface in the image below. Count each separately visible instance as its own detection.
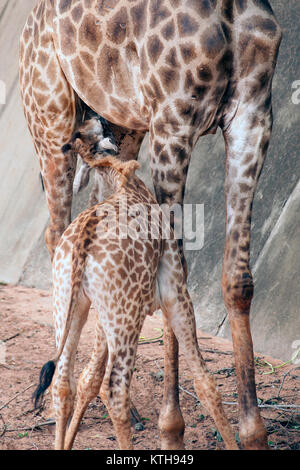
[0,0,48,285]
[244,181,299,361]
[0,1,299,360]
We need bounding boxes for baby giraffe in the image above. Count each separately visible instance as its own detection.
[33,134,238,450]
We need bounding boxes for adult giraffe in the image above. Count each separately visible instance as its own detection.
[19,0,282,450]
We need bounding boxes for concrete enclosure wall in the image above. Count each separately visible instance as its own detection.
[0,1,299,361]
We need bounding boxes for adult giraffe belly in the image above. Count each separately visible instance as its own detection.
[50,0,231,135]
[59,47,149,131]
[51,2,149,131]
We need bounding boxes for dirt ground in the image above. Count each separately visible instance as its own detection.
[0,284,299,451]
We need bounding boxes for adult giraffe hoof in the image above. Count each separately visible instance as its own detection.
[160,434,185,450]
[240,426,269,450]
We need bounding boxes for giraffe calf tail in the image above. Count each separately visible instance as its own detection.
[32,360,56,409]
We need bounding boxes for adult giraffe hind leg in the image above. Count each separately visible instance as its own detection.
[220,13,282,448]
[20,4,146,262]
[19,5,78,260]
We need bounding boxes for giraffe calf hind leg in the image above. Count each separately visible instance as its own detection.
[52,375,75,450]
[64,323,108,450]
[99,355,134,450]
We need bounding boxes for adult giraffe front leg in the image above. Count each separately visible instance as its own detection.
[219,11,282,448]
[149,123,194,449]
[221,101,276,450]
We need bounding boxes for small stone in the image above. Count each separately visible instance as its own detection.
[134,422,145,432]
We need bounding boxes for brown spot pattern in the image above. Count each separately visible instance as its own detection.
[150,0,171,28]
[187,0,217,17]
[147,35,164,65]
[161,19,175,40]
[201,24,226,58]
[177,13,199,37]
[130,0,147,39]
[60,17,77,55]
[79,14,102,53]
[107,7,128,44]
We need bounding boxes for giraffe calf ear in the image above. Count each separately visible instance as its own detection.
[61,143,72,154]
[72,131,82,142]
[120,160,140,177]
[73,160,91,195]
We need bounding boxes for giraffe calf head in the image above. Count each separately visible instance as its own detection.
[62,116,119,196]
[62,116,118,157]
[72,136,140,200]
[73,117,119,156]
